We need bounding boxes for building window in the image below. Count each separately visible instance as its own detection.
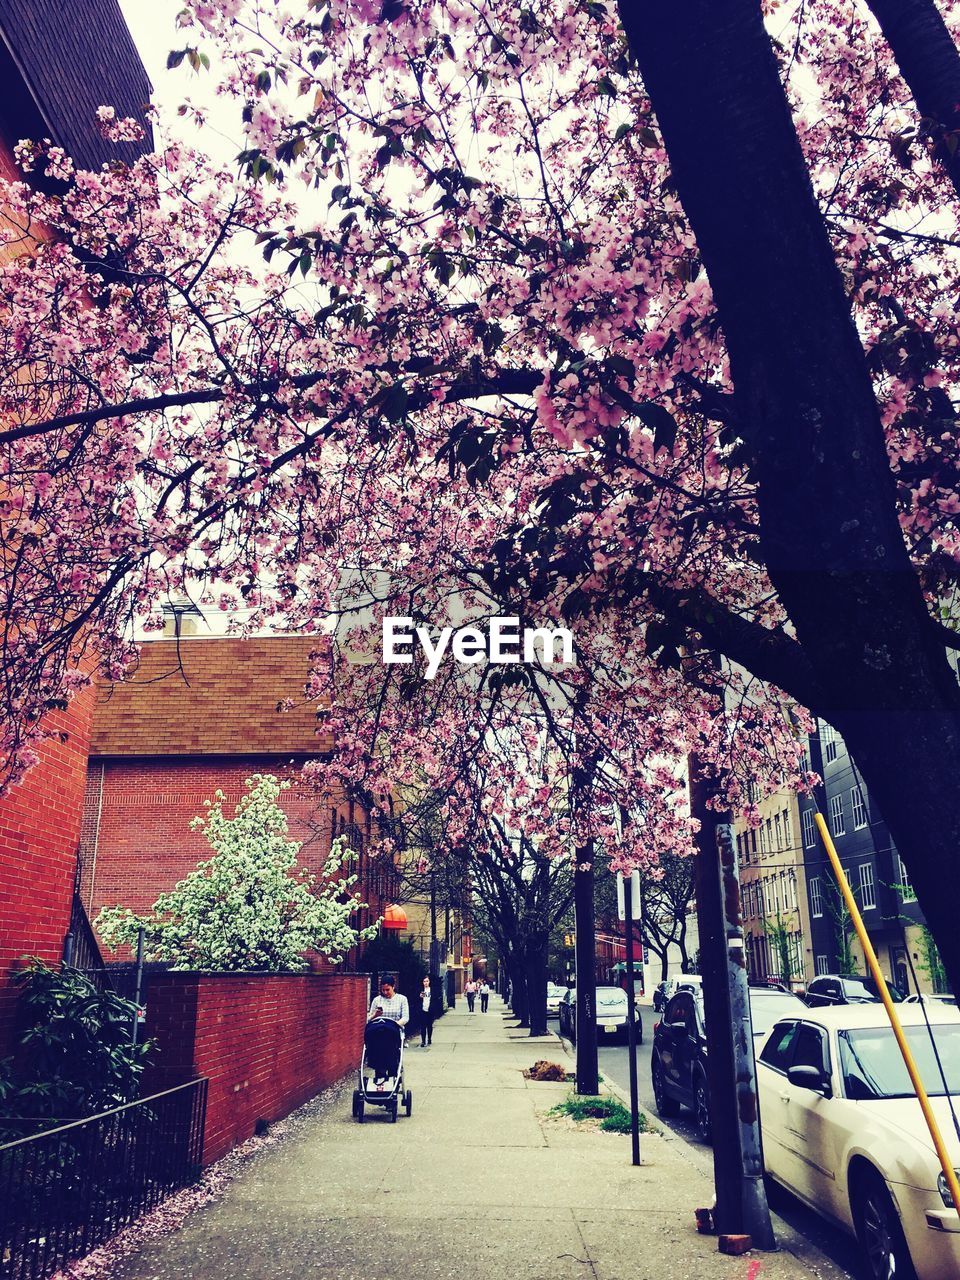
[802,808,816,849]
[810,876,823,918]
[760,822,768,854]
[789,872,798,911]
[822,721,839,764]
[851,786,867,830]
[775,812,784,851]
[829,793,845,836]
[858,863,876,911]
[898,855,917,903]
[765,817,773,852]
[815,954,830,976]
[781,808,792,848]
[751,829,758,857]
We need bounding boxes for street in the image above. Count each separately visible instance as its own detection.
[555,1014,861,1279]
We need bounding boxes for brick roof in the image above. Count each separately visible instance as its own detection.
[90,637,333,758]
[0,0,153,170]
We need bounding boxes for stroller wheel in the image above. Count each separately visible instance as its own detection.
[389,1101,398,1123]
[356,1096,365,1123]
[404,1089,412,1117]
[352,1089,362,1118]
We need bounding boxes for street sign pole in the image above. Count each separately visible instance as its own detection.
[621,872,641,1166]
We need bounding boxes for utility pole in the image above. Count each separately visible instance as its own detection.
[620,871,641,1166]
[573,851,599,1093]
[689,754,775,1249]
[571,716,599,1095]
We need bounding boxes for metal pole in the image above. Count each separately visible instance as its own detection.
[716,821,775,1249]
[623,874,641,1166]
[131,925,145,1047]
[689,754,775,1248]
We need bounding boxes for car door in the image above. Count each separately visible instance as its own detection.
[778,1022,845,1217]
[756,1019,800,1180]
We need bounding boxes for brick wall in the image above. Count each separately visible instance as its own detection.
[143,972,369,1164]
[0,680,96,1052]
[82,757,394,961]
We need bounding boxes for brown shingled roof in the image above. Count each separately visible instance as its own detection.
[90,637,332,758]
[0,0,153,170]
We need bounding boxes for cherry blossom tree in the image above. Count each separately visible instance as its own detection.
[2,0,960,990]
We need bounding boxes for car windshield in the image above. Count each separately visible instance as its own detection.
[841,977,904,1002]
[596,988,627,1004]
[547,984,565,996]
[749,994,804,1036]
[839,1025,960,1098]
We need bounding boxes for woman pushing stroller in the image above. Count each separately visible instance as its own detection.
[355,975,413,1122]
[368,975,410,1030]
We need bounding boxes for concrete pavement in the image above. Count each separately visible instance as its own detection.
[112,997,842,1280]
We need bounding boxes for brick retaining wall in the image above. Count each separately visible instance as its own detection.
[143,971,369,1164]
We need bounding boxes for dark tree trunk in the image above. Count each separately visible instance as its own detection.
[524,934,550,1037]
[618,0,960,1001]
[865,0,960,200]
[508,955,529,1026]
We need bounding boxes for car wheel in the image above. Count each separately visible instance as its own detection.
[694,1072,713,1145]
[852,1168,917,1280]
[651,1055,680,1118]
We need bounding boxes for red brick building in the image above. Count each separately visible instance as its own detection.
[0,0,152,1050]
[80,635,398,963]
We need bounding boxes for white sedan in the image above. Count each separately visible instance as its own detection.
[756,1004,960,1280]
[546,983,568,1016]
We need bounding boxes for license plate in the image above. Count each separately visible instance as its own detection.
[604,1024,617,1033]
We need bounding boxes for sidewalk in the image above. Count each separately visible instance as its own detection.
[113,998,840,1280]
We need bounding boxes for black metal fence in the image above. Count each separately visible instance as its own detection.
[0,1078,207,1280]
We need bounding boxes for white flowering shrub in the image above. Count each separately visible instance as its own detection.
[96,774,377,971]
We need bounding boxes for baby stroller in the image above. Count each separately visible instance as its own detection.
[353,1018,412,1123]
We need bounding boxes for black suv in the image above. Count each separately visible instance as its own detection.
[804,974,905,1007]
[651,986,807,1142]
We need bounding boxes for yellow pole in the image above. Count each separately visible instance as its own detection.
[814,813,960,1219]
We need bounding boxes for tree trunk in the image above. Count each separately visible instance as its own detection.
[508,955,529,1025]
[865,0,960,200]
[618,0,960,1001]
[677,916,690,974]
[524,934,550,1037]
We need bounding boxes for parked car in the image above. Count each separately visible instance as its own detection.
[558,986,576,1037]
[557,985,642,1045]
[546,982,568,1017]
[756,1004,960,1280]
[654,973,702,1012]
[650,986,807,1142]
[904,993,957,1008]
[805,973,906,1007]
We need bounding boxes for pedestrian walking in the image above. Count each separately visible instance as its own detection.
[465,977,477,1012]
[479,979,490,1012]
[418,974,436,1046]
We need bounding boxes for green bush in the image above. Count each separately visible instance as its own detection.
[0,961,152,1118]
[549,1094,649,1134]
